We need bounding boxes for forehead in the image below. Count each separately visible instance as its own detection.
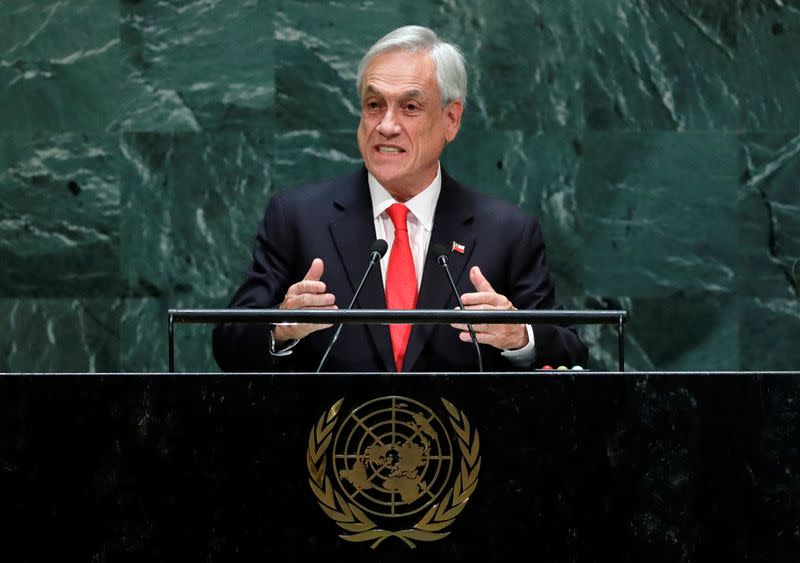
[360,50,439,99]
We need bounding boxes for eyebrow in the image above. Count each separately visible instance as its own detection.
[363,85,426,100]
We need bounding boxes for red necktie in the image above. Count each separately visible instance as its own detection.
[385,203,418,371]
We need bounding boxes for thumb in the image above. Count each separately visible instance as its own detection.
[470,266,495,292]
[303,258,325,281]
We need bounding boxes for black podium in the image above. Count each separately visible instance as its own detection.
[2,371,799,562]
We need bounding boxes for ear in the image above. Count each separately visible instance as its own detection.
[443,100,463,143]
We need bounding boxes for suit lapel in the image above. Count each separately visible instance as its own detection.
[329,170,395,372]
[402,173,476,372]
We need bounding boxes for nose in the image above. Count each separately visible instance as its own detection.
[376,108,400,137]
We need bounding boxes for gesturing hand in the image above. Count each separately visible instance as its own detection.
[450,266,528,351]
[273,258,337,343]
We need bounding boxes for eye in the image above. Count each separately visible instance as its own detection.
[404,103,419,112]
[364,100,381,111]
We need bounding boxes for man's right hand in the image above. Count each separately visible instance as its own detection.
[273,258,337,343]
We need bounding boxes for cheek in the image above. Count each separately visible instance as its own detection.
[413,131,435,154]
[357,121,369,147]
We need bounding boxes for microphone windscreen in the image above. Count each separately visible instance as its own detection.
[371,239,389,258]
[431,242,450,259]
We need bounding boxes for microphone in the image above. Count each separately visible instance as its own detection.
[316,239,388,372]
[431,243,483,372]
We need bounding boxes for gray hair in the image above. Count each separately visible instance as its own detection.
[356,25,468,109]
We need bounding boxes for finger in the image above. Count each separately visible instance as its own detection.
[303,258,325,281]
[276,321,332,341]
[288,279,327,296]
[460,292,506,307]
[451,322,491,332]
[297,322,333,331]
[295,304,339,332]
[287,292,335,308]
[469,266,495,293]
[459,330,498,346]
[298,306,338,332]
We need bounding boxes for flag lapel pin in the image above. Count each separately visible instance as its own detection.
[451,241,465,254]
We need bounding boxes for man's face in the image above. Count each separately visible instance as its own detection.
[357,50,462,200]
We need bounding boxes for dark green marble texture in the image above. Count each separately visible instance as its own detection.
[0,132,120,297]
[1,0,798,371]
[117,0,273,133]
[0,299,120,372]
[577,131,740,297]
[0,0,120,134]
[742,298,800,371]
[739,133,800,298]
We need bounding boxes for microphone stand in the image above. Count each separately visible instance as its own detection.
[435,252,483,373]
[316,244,386,373]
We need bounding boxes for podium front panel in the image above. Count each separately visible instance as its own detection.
[1,372,798,561]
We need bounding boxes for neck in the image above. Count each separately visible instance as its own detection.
[381,167,440,203]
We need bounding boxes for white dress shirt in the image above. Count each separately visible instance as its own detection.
[367,163,536,365]
[368,167,439,287]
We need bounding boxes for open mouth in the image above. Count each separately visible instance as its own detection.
[374,145,405,155]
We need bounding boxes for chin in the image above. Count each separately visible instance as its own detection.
[369,167,405,188]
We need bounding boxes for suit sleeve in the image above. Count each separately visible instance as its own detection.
[507,214,589,369]
[212,194,297,372]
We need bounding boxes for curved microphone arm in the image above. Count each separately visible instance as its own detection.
[316,240,388,373]
[431,244,483,372]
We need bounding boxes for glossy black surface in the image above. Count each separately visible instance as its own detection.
[1,372,798,562]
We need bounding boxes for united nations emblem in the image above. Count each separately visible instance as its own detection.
[306,396,481,548]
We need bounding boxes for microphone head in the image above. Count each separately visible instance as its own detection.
[431,243,450,265]
[370,239,389,259]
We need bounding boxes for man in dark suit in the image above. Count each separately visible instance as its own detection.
[212,25,588,373]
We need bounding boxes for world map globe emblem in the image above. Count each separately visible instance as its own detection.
[332,396,454,518]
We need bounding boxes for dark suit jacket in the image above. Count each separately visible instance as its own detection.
[212,167,588,372]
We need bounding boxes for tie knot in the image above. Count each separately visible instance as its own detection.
[386,203,410,231]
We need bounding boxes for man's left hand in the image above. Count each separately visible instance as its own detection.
[451,266,529,351]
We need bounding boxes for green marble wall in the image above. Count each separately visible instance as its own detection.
[1,0,798,372]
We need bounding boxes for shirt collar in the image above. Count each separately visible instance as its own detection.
[368,163,441,232]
